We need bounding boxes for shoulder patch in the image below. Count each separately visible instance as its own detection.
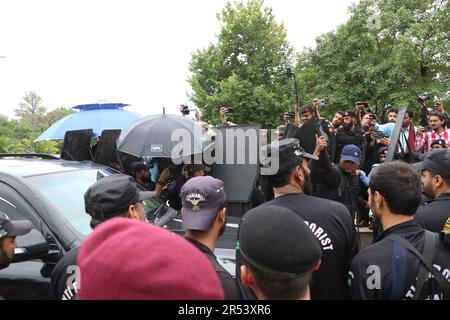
[444,217,450,232]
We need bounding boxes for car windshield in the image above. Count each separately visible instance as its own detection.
[26,169,115,236]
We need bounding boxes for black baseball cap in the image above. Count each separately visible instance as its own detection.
[299,105,313,114]
[378,146,388,156]
[239,205,322,275]
[130,160,150,172]
[343,110,356,117]
[181,176,226,231]
[430,139,447,149]
[261,138,318,171]
[84,175,155,219]
[415,149,450,178]
[0,212,32,239]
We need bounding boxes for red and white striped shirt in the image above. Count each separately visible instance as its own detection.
[416,128,450,152]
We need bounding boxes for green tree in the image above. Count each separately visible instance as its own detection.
[12,138,59,154]
[14,91,47,130]
[0,136,10,153]
[296,0,450,121]
[188,0,296,128]
[43,107,74,129]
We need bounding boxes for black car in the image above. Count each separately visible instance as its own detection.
[0,154,237,299]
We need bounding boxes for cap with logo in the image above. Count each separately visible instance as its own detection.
[84,175,155,219]
[341,144,362,166]
[343,110,356,118]
[377,146,388,156]
[430,139,447,149]
[181,176,226,231]
[416,149,450,178]
[239,205,322,275]
[261,138,318,172]
[299,105,313,114]
[0,212,32,239]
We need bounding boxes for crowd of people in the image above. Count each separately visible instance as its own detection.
[1,97,450,301]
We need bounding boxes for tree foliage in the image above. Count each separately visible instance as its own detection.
[1,92,73,154]
[296,0,450,120]
[14,91,47,130]
[44,107,74,129]
[188,0,296,128]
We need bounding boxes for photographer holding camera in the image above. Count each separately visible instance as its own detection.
[219,106,236,127]
[434,101,450,128]
[417,111,450,153]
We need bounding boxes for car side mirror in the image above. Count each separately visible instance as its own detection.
[12,229,49,263]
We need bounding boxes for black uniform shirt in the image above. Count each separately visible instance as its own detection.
[186,237,242,300]
[265,193,359,300]
[349,220,450,300]
[335,125,365,163]
[51,247,79,300]
[415,193,450,233]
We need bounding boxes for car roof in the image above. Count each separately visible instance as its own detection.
[0,159,107,178]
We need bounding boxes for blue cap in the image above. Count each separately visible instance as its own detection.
[181,176,227,231]
[341,144,361,165]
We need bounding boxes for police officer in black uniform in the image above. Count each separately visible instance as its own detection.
[239,205,322,300]
[181,176,242,300]
[349,162,450,300]
[335,110,366,164]
[243,138,359,300]
[415,149,450,233]
[51,175,154,300]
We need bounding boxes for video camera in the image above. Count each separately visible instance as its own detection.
[179,104,197,116]
[319,99,326,108]
[417,92,433,104]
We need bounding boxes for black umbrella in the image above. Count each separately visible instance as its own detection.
[116,114,203,159]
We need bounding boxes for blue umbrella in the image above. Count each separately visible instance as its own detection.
[35,102,142,141]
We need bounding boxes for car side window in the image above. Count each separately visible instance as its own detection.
[0,182,40,229]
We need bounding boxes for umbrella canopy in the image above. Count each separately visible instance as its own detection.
[35,103,142,141]
[117,114,203,159]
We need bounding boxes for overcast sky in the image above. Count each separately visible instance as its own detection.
[0,0,356,119]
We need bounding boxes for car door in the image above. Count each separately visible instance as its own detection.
[0,181,63,299]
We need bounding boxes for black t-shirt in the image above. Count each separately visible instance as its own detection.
[415,194,450,233]
[349,220,450,300]
[186,238,242,300]
[263,193,359,300]
[51,247,79,300]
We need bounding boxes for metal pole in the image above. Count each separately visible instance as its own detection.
[292,73,299,107]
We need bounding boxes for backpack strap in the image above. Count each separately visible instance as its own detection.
[386,231,450,299]
[413,231,436,300]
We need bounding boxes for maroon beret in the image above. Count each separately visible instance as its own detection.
[77,218,224,300]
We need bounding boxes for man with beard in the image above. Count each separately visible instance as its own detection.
[181,176,242,300]
[335,110,366,164]
[254,138,359,300]
[349,162,450,300]
[387,107,399,123]
[0,213,32,270]
[130,160,152,189]
[414,149,450,233]
[332,111,344,129]
[417,112,450,153]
